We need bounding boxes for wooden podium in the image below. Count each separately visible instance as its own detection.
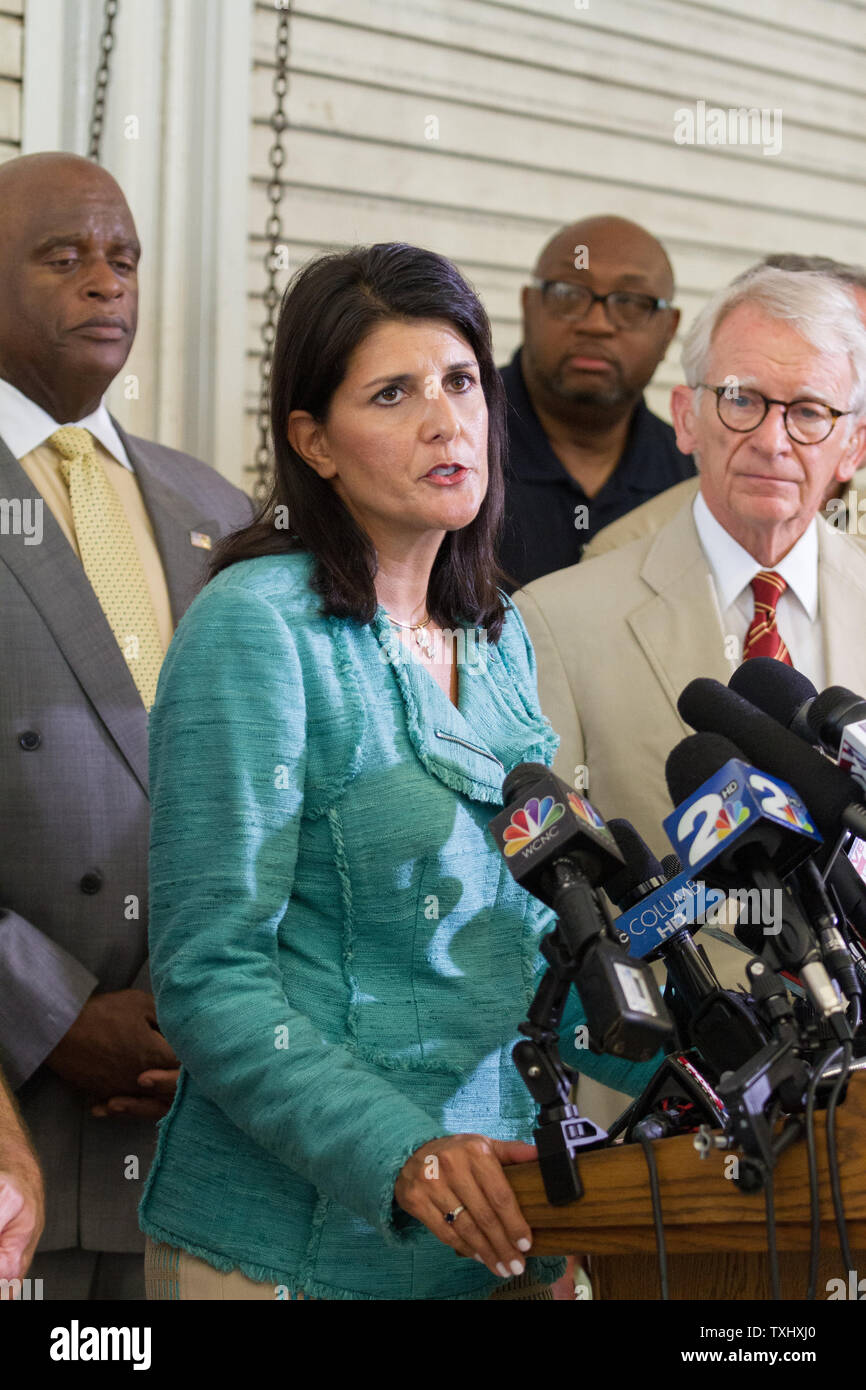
[505,1070,866,1299]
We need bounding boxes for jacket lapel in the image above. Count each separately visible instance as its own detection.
[625,504,866,730]
[0,432,151,793]
[1,424,224,797]
[626,502,734,726]
[112,420,220,625]
[369,610,557,805]
[818,519,866,694]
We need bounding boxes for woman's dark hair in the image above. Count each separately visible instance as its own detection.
[208,242,508,639]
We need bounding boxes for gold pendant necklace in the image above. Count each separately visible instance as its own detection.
[386,611,434,660]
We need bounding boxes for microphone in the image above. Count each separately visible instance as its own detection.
[494,763,624,893]
[808,685,866,756]
[726,666,866,989]
[603,818,666,910]
[829,848,866,947]
[678,677,866,843]
[728,658,818,744]
[661,853,682,880]
[808,686,866,798]
[664,732,850,1039]
[664,731,821,879]
[604,823,705,960]
[730,662,866,800]
[606,819,769,1073]
[490,764,670,1058]
[605,819,704,957]
[795,856,861,1004]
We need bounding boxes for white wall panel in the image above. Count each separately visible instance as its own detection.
[16,0,252,489]
[246,0,866,447]
[0,4,23,155]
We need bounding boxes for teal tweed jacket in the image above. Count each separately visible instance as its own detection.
[138,551,660,1300]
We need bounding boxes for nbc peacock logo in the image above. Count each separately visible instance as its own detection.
[712,798,750,842]
[567,791,606,829]
[774,798,815,835]
[502,795,564,856]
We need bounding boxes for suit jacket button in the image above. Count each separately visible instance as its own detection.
[79,871,103,895]
[19,730,42,750]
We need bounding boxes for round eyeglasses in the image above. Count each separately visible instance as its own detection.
[529,277,673,331]
[699,383,852,445]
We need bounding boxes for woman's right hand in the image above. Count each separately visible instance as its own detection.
[394,1133,536,1280]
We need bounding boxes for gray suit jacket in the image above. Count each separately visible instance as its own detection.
[0,421,254,1251]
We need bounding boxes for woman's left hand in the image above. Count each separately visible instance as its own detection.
[394,1132,538,1279]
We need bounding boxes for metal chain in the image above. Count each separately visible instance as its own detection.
[249,1,293,501]
[88,0,119,163]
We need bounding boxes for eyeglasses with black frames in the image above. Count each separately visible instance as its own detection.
[698,383,852,445]
[529,277,674,330]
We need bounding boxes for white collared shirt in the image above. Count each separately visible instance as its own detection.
[693,490,825,687]
[0,374,175,655]
[0,375,132,468]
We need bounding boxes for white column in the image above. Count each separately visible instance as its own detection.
[20,0,251,490]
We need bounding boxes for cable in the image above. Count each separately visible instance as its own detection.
[762,1103,782,1301]
[764,1166,781,1301]
[605,1096,638,1144]
[848,995,862,1034]
[804,1046,843,1301]
[634,1119,669,1300]
[826,1040,855,1277]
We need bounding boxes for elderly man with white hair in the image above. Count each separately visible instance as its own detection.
[515,265,866,851]
[513,265,866,1119]
[581,254,866,559]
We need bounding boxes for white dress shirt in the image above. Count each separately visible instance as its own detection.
[0,375,132,468]
[693,490,825,688]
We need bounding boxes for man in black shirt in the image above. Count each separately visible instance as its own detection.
[499,215,695,590]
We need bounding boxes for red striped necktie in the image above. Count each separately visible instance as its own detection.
[743,570,792,665]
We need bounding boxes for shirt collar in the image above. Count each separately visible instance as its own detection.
[693,489,818,619]
[0,375,133,470]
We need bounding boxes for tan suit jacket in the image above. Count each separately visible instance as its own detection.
[514,498,866,1122]
[582,465,866,560]
[515,499,866,863]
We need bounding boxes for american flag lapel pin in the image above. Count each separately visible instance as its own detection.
[189,530,212,550]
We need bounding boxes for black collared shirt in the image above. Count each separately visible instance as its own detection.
[498,347,696,591]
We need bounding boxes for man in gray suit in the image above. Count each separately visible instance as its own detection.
[0,152,254,1299]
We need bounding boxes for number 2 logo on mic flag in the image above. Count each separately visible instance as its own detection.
[663,758,819,873]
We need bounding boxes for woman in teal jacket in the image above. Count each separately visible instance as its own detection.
[139,243,660,1300]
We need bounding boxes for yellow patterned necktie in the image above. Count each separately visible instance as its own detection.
[50,426,164,710]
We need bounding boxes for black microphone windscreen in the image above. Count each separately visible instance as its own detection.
[678,677,863,839]
[604,819,664,907]
[665,732,744,809]
[502,761,550,805]
[728,659,817,730]
[807,686,866,747]
[661,853,682,880]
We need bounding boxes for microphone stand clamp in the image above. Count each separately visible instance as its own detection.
[512,917,608,1207]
